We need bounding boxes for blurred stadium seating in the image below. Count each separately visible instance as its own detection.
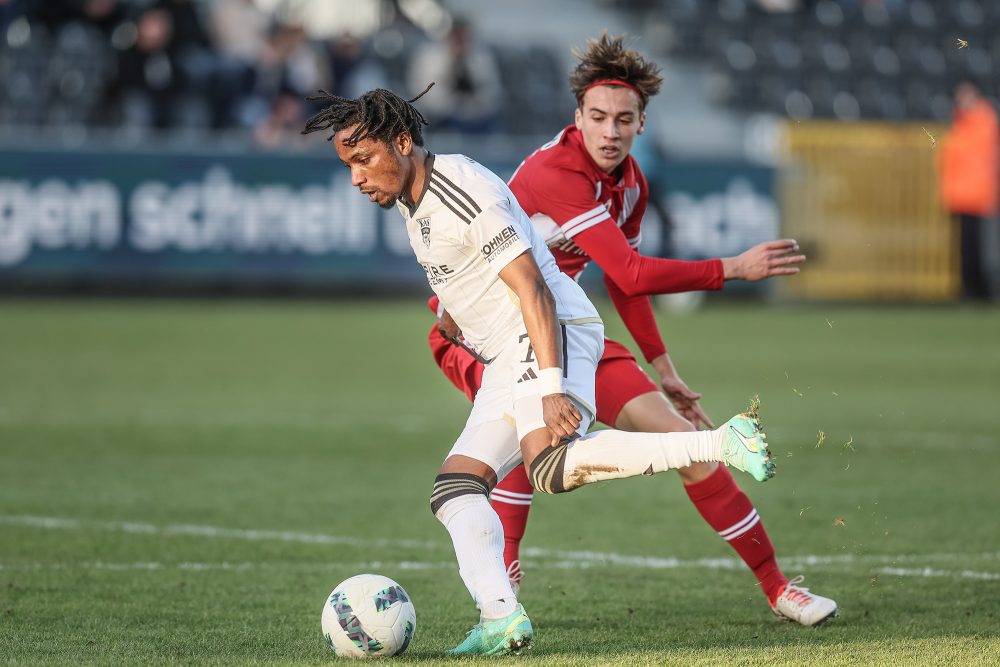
[622,0,998,122]
[0,0,571,142]
[2,0,996,139]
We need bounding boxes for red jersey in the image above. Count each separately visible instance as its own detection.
[508,125,724,362]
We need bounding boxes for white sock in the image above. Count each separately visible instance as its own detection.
[434,494,518,620]
[561,427,723,489]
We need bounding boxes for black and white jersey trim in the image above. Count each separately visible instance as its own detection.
[427,183,473,224]
[430,170,483,224]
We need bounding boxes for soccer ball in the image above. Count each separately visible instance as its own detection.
[321,574,416,658]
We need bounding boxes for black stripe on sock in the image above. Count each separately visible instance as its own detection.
[430,473,489,514]
[529,444,568,494]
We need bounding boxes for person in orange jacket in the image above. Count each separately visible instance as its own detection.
[939,82,999,300]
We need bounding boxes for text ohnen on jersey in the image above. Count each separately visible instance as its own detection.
[480,225,518,262]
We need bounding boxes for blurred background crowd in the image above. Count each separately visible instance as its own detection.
[0,0,570,148]
[1,0,996,145]
[0,0,997,301]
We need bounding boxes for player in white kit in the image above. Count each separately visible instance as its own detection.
[302,86,776,656]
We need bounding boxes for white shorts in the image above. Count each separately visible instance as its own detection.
[445,321,605,480]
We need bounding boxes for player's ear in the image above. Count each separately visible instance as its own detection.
[574,106,583,131]
[396,132,411,156]
[637,111,646,135]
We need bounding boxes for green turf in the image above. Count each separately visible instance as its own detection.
[1,299,998,665]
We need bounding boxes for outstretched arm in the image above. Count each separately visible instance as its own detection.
[574,220,724,295]
[572,221,806,298]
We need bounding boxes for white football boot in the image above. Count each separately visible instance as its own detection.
[771,576,838,626]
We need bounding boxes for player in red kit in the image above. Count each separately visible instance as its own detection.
[427,34,837,626]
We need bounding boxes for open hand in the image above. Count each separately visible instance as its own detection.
[660,375,715,430]
[724,239,806,282]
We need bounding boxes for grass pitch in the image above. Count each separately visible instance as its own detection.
[1,298,998,665]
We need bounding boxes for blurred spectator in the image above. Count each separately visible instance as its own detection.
[210,0,267,66]
[245,23,324,147]
[0,0,26,26]
[254,93,306,148]
[407,17,502,134]
[938,82,999,300]
[163,0,230,128]
[34,0,125,36]
[207,0,268,126]
[108,6,186,128]
[327,31,388,99]
[754,0,802,13]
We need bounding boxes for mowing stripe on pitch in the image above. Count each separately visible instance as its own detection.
[2,514,997,580]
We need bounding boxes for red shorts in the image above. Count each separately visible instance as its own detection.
[593,339,660,426]
[427,323,658,427]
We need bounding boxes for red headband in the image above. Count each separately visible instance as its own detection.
[583,79,641,97]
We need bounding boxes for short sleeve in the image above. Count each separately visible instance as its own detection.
[463,197,531,277]
[523,167,612,240]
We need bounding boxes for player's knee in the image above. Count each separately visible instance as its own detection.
[429,472,490,518]
[528,443,569,494]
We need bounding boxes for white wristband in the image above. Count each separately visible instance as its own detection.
[537,367,565,396]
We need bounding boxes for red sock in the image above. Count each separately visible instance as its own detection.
[684,465,788,605]
[490,464,534,578]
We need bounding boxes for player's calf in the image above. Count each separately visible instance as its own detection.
[430,471,519,623]
[527,440,570,493]
[524,403,776,495]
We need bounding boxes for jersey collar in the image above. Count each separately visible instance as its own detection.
[403,152,435,216]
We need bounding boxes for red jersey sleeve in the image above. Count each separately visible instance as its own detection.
[570,220,725,297]
[516,167,614,240]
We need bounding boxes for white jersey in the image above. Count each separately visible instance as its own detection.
[397,154,600,360]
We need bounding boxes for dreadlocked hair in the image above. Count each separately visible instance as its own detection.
[569,33,662,109]
[301,83,434,146]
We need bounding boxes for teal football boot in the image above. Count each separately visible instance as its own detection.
[721,397,776,482]
[446,604,532,656]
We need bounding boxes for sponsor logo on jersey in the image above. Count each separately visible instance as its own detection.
[417,217,431,248]
[420,261,454,285]
[481,225,519,262]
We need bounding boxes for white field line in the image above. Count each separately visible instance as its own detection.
[0,561,453,573]
[1,560,998,582]
[875,567,1000,581]
[767,428,999,451]
[0,515,440,550]
[2,514,998,581]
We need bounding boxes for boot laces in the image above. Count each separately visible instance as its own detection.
[783,575,815,608]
